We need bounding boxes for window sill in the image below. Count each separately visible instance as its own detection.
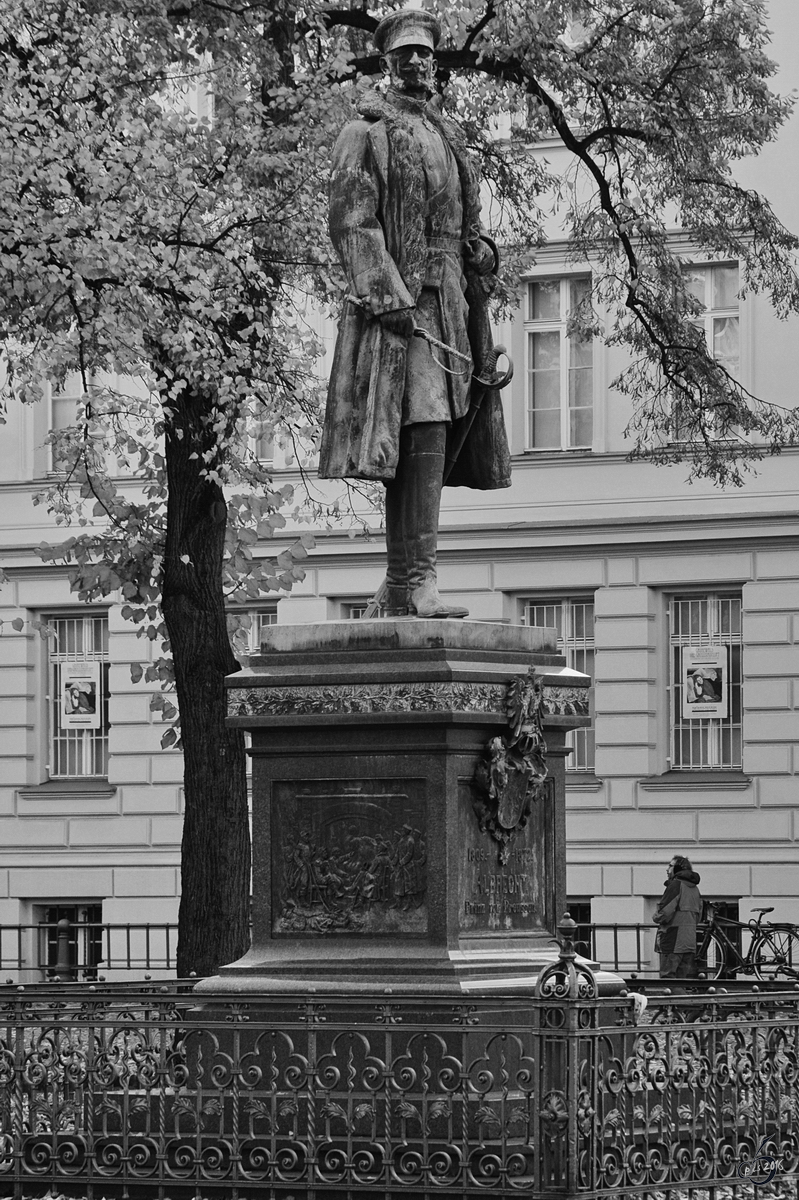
[520,448,593,459]
[566,773,603,792]
[18,780,117,803]
[639,770,751,792]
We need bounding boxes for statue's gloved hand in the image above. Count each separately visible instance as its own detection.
[464,238,497,276]
[379,309,416,338]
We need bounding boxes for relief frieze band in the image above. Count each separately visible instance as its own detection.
[228,681,588,719]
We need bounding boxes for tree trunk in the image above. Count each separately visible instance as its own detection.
[161,387,251,978]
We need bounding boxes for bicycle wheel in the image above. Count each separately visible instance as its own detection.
[697,930,726,980]
[751,929,799,981]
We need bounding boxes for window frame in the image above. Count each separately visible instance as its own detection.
[44,611,110,781]
[338,599,389,620]
[35,902,104,981]
[248,605,279,651]
[671,260,743,444]
[667,590,743,771]
[249,417,275,466]
[684,261,740,375]
[565,898,592,959]
[228,604,279,660]
[521,594,595,773]
[524,275,595,453]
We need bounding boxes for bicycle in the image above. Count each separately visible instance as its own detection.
[696,904,799,982]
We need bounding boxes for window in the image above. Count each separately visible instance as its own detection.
[37,904,103,981]
[525,277,593,450]
[669,592,742,769]
[673,262,740,441]
[243,415,274,465]
[228,605,278,662]
[36,374,161,479]
[343,601,371,620]
[340,599,389,620]
[252,429,275,465]
[33,379,82,477]
[684,262,740,377]
[566,899,592,959]
[248,606,278,652]
[522,596,595,771]
[46,613,110,778]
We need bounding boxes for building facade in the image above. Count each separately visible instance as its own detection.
[1,1,797,978]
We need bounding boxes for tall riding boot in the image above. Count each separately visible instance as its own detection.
[382,478,410,616]
[401,423,468,619]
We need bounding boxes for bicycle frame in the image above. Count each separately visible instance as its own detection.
[698,904,799,979]
[697,910,751,977]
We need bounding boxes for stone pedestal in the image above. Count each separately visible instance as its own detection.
[198,620,600,995]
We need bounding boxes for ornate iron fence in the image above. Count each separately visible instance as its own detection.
[0,977,797,1199]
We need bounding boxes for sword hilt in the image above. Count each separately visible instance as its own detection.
[473,345,514,390]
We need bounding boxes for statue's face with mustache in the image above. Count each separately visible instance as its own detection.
[381,45,437,97]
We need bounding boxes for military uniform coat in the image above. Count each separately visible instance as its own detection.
[319,89,511,489]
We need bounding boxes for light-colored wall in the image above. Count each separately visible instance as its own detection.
[0,566,183,972]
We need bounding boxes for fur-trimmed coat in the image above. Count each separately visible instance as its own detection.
[318,90,511,489]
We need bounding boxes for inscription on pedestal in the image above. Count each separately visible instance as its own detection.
[271,779,427,936]
[459,779,555,934]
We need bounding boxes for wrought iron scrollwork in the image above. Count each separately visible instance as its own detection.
[1,981,798,1197]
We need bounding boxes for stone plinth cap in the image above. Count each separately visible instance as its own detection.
[226,620,590,729]
[254,619,557,658]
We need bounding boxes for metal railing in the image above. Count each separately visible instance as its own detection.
[0,975,796,1199]
[0,919,773,982]
[0,920,176,980]
[578,922,730,977]
[574,922,653,974]
[0,920,656,980]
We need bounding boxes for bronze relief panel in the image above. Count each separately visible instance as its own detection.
[271,779,427,936]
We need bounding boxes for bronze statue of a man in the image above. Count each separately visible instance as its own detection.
[319,7,511,618]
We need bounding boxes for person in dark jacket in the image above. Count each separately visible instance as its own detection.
[653,855,703,978]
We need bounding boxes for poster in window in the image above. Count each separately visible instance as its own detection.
[682,646,728,719]
[61,662,101,729]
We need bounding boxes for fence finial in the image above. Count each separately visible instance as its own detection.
[535,912,598,999]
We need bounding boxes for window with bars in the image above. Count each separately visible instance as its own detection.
[37,904,103,981]
[44,619,109,777]
[525,277,593,451]
[522,596,595,771]
[668,592,742,770]
[46,613,110,779]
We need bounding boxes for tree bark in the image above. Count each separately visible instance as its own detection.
[161,385,251,978]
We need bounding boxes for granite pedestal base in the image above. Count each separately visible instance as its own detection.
[196,620,606,996]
